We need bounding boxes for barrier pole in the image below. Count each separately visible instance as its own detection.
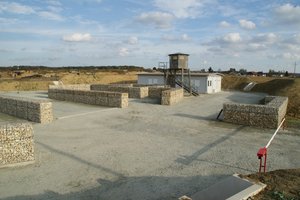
[266,118,286,148]
[257,118,285,173]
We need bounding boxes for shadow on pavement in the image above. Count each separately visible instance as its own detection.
[1,174,228,200]
[174,113,219,121]
[37,141,123,178]
[175,126,245,165]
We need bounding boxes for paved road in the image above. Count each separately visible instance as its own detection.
[0,91,299,200]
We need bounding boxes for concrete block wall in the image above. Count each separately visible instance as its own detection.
[223,96,288,128]
[48,89,128,108]
[0,123,34,167]
[0,95,53,124]
[90,84,148,99]
[161,88,184,105]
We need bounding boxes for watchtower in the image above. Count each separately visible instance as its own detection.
[169,53,189,69]
[162,53,198,96]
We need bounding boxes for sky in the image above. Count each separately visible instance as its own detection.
[0,0,300,72]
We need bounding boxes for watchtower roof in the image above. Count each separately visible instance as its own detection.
[168,53,189,56]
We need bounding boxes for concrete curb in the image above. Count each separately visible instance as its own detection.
[180,174,266,200]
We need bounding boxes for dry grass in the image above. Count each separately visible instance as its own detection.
[245,168,300,200]
[0,71,138,91]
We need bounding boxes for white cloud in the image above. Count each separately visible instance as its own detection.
[239,19,256,30]
[118,47,129,56]
[63,33,92,42]
[0,17,19,24]
[161,34,191,42]
[204,31,300,63]
[252,33,277,44]
[245,43,267,51]
[136,12,174,29]
[127,36,138,45]
[38,11,64,21]
[0,2,35,14]
[223,33,241,43]
[47,5,63,13]
[161,35,175,41]
[0,2,65,21]
[277,52,300,60]
[275,3,300,25]
[219,21,230,28]
[181,34,190,41]
[88,0,103,3]
[154,0,203,19]
[46,0,62,7]
[285,34,300,45]
[217,4,241,17]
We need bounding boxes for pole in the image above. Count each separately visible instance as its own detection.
[265,118,285,148]
[294,62,297,78]
[257,118,285,173]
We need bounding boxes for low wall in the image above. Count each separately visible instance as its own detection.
[223,96,288,128]
[161,88,184,105]
[148,86,170,98]
[0,123,34,167]
[90,84,148,99]
[49,84,90,90]
[48,89,128,108]
[0,95,53,124]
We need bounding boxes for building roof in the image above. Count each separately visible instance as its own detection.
[168,53,189,56]
[137,72,221,77]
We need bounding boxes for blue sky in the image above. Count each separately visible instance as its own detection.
[0,0,300,71]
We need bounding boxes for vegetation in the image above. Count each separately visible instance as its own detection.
[246,169,300,200]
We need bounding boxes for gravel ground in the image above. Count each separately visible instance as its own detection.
[0,91,299,200]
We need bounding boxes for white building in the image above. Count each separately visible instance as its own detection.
[137,73,222,94]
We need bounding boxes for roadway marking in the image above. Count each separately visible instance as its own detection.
[58,108,118,119]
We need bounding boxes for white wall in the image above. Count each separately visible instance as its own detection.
[137,75,165,85]
[137,74,222,94]
[190,77,208,93]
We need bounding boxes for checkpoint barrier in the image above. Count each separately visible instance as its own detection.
[257,118,286,173]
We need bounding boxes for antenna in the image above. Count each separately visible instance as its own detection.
[294,61,297,78]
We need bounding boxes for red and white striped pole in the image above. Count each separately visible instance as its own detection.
[257,118,286,173]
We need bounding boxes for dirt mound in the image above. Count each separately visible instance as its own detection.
[221,76,250,90]
[221,75,275,90]
[245,168,300,200]
[252,79,294,94]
